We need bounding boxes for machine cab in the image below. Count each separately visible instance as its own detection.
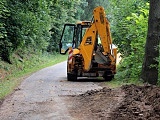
[59,21,90,54]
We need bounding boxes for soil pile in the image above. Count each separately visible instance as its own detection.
[69,87,125,120]
[110,84,160,120]
[69,84,160,120]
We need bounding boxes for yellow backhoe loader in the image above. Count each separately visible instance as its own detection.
[59,6,117,81]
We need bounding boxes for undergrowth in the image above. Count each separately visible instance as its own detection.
[108,57,160,88]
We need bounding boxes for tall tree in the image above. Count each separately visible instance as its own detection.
[141,0,160,85]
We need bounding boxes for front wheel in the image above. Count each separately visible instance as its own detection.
[67,73,77,81]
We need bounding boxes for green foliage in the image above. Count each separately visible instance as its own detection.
[81,0,109,20]
[48,0,87,52]
[7,0,51,52]
[110,1,149,81]
[108,0,146,56]
[0,1,58,61]
[0,0,52,62]
[155,45,160,84]
[0,0,9,39]
[0,0,88,62]
[0,0,11,62]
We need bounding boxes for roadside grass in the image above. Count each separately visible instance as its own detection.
[106,60,144,88]
[106,77,143,88]
[0,53,67,100]
[108,62,160,88]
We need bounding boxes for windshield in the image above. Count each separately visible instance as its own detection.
[77,24,89,47]
[60,24,75,54]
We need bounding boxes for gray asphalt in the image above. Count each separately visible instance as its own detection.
[0,61,102,120]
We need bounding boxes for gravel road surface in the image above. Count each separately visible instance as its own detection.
[0,61,102,120]
[1,61,160,120]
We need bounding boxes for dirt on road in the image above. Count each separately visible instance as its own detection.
[0,61,160,120]
[68,84,160,120]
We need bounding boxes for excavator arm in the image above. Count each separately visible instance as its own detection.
[79,6,116,71]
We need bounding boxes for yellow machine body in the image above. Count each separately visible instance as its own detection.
[59,6,117,81]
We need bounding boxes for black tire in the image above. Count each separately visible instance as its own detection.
[103,70,114,81]
[103,75,114,81]
[67,73,77,81]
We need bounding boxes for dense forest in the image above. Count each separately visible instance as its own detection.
[0,0,159,84]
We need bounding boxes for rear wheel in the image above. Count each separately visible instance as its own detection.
[103,75,114,81]
[103,70,114,81]
[67,73,77,81]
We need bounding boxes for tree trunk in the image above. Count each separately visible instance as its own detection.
[141,0,160,85]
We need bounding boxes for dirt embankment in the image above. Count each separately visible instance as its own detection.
[69,84,160,120]
[68,87,125,120]
[111,84,160,120]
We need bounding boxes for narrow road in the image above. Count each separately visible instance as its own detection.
[0,61,102,120]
